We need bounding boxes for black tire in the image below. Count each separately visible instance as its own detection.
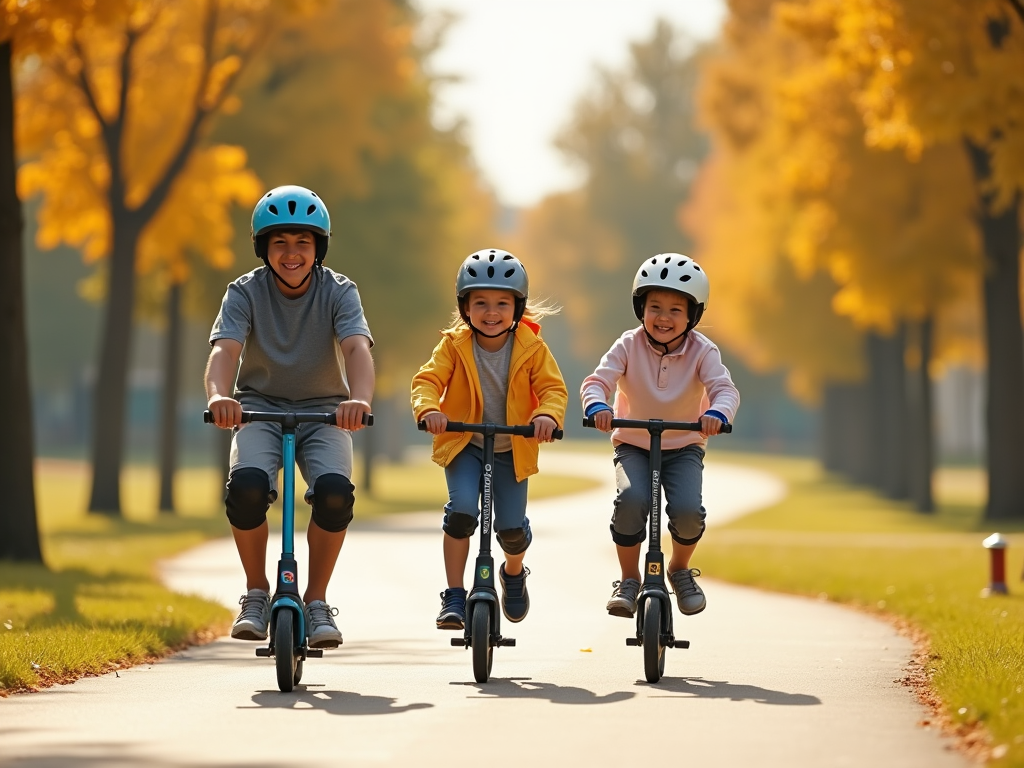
[275,610,297,692]
[471,603,493,684]
[643,597,665,684]
[293,658,303,686]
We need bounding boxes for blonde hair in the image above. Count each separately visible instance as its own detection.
[444,293,561,331]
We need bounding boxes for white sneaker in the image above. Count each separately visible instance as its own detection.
[231,589,270,640]
[305,600,343,648]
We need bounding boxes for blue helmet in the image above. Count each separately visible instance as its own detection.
[251,185,331,265]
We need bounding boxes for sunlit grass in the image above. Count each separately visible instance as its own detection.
[699,452,1024,766]
[1,454,596,694]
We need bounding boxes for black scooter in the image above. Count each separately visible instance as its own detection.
[583,416,731,683]
[205,408,371,692]
[418,420,563,683]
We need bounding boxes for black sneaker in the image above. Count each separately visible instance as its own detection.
[606,578,641,618]
[669,568,706,615]
[436,588,467,630]
[499,565,531,623]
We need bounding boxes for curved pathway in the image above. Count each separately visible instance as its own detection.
[0,451,965,767]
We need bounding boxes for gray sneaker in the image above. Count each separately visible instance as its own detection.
[606,578,641,618]
[669,568,706,615]
[305,600,343,649]
[231,588,271,640]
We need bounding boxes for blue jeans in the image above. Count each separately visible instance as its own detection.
[611,443,706,547]
[443,444,532,555]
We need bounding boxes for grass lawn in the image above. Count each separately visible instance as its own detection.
[701,452,1024,766]
[0,454,596,695]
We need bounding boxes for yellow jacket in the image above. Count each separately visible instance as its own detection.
[411,321,568,482]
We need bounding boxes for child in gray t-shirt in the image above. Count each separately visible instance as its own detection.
[206,185,374,650]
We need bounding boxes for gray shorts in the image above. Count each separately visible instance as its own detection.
[229,413,353,502]
[611,442,706,546]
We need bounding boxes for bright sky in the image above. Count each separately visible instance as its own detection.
[415,0,726,208]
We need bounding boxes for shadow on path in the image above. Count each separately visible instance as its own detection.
[641,676,821,705]
[452,677,635,705]
[244,687,433,715]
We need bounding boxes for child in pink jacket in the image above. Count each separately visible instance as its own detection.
[580,254,739,619]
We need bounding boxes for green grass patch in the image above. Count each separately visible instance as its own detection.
[701,453,1024,766]
[2,454,597,694]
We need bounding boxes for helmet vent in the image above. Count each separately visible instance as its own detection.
[472,254,481,260]
[467,267,478,277]
[660,268,669,279]
[503,254,513,260]
[664,256,671,263]
[288,200,297,215]
[650,257,658,265]
[488,253,495,262]
[504,268,516,278]
[641,269,648,277]
[487,266,495,278]
[307,204,317,215]
[681,275,692,282]
[268,204,278,215]
[677,260,687,266]
[694,265,701,271]
[311,192,318,198]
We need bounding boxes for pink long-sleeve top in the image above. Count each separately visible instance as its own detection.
[580,327,740,451]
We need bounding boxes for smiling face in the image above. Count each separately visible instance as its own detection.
[642,288,691,352]
[465,289,516,348]
[266,229,317,296]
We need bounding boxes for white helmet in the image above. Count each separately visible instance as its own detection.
[631,253,709,333]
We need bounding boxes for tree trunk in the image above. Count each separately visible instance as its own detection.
[906,318,934,512]
[965,140,1024,521]
[821,382,852,474]
[837,380,872,485]
[0,41,43,563]
[87,210,144,515]
[158,282,183,513]
[881,324,909,500]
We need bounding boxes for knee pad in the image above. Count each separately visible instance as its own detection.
[225,467,273,531]
[496,527,532,556]
[443,511,478,539]
[610,524,646,547]
[311,473,355,533]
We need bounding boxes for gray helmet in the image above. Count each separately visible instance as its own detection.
[456,248,529,326]
[631,253,710,335]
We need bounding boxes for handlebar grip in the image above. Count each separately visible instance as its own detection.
[552,428,564,440]
[720,423,732,434]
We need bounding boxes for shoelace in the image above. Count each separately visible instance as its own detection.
[611,579,639,600]
[502,567,530,598]
[237,593,267,621]
[307,603,339,628]
[671,568,702,596]
[439,592,464,614]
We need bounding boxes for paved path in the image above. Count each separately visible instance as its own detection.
[0,452,966,768]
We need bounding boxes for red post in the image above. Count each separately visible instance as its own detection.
[982,533,1008,596]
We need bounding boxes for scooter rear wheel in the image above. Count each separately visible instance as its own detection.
[643,597,665,684]
[293,658,303,686]
[274,610,297,692]
[471,603,493,683]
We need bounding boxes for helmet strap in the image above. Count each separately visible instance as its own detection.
[264,259,315,292]
[465,319,519,338]
[642,326,689,356]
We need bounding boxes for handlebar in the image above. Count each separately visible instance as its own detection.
[418,420,563,440]
[204,410,373,427]
[582,415,732,434]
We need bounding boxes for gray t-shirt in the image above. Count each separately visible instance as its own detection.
[209,266,372,408]
[471,334,513,453]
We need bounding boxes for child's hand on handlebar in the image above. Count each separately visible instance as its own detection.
[700,414,724,437]
[422,411,449,435]
[336,399,372,431]
[532,415,558,443]
[592,410,613,433]
[208,395,243,429]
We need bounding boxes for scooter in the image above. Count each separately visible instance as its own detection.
[418,420,563,683]
[205,408,372,692]
[583,416,731,683]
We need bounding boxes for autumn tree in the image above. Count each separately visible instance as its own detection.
[777,0,1024,518]
[15,0,282,514]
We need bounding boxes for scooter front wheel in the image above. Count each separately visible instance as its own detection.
[643,597,666,684]
[274,610,298,692]
[471,603,493,683]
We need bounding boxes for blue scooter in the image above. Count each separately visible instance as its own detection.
[205,409,372,692]
[583,416,731,683]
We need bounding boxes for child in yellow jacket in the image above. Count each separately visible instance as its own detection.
[411,249,568,630]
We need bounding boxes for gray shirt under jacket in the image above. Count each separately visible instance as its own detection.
[209,266,372,409]
[471,334,513,453]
